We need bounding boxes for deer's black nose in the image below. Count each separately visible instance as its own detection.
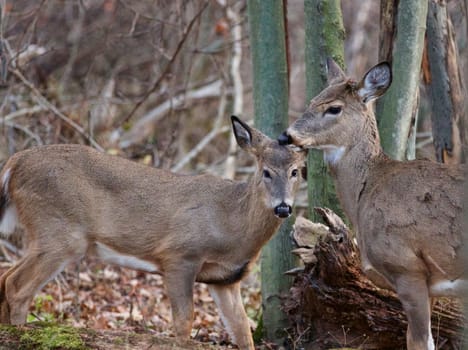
[274,202,292,218]
[278,131,292,145]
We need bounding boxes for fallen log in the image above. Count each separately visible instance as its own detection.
[283,208,465,349]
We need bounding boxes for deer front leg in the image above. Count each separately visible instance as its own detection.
[208,282,254,350]
[396,274,434,350]
[164,262,198,339]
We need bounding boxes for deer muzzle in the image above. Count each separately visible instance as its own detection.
[278,131,293,146]
[274,202,292,218]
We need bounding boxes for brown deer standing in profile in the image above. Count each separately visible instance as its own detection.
[0,116,306,350]
[279,59,466,350]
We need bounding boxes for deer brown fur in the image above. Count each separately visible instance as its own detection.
[0,116,305,350]
[279,60,466,350]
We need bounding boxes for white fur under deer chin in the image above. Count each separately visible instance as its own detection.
[320,145,345,165]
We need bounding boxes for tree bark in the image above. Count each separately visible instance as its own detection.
[377,0,428,160]
[247,0,293,344]
[304,0,345,222]
[378,0,397,64]
[284,208,465,349]
[426,0,465,164]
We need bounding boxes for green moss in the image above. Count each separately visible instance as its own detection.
[0,324,22,337]
[19,324,87,350]
[252,315,263,344]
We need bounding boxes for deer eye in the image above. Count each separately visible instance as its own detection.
[291,169,298,177]
[325,106,342,115]
[263,169,272,179]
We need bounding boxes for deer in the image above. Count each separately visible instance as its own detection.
[278,59,466,350]
[0,116,306,350]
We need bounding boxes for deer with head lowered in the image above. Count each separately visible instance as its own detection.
[0,116,305,350]
[279,59,466,350]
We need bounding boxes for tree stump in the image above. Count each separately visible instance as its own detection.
[283,208,465,349]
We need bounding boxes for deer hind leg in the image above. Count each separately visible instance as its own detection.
[396,274,434,350]
[0,225,87,325]
[208,282,254,350]
[0,256,30,323]
[2,250,74,325]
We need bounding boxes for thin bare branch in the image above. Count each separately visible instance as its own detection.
[11,68,104,151]
[0,238,21,259]
[119,79,227,149]
[5,121,43,145]
[1,105,47,122]
[117,2,209,127]
[59,1,86,92]
[171,83,228,172]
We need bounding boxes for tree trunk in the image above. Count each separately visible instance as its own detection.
[426,0,465,164]
[377,0,428,160]
[247,0,293,344]
[304,0,345,222]
[284,208,465,349]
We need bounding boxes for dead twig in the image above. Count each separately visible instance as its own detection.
[119,79,227,149]
[10,68,104,151]
[1,105,47,122]
[171,82,228,172]
[0,238,21,262]
[4,121,43,145]
[116,2,208,128]
[59,1,85,92]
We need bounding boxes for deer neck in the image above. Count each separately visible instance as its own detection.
[326,117,384,227]
[235,177,282,254]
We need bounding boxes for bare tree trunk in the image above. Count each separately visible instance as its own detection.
[223,2,244,180]
[377,0,428,160]
[247,0,293,345]
[378,0,397,64]
[304,0,345,222]
[426,0,465,164]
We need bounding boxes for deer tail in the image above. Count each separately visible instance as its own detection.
[0,167,17,235]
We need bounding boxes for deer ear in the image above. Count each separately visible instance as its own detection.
[231,116,253,150]
[231,116,269,154]
[357,62,392,103]
[327,57,346,84]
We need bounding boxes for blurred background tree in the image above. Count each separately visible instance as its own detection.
[247,0,293,345]
[377,0,428,160]
[304,0,345,222]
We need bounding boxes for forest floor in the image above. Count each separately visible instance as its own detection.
[0,323,223,350]
[0,257,263,349]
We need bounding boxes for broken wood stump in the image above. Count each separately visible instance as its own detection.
[283,208,465,349]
